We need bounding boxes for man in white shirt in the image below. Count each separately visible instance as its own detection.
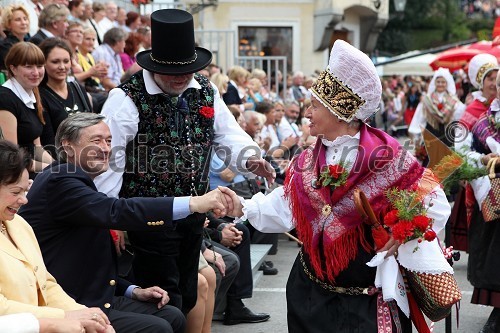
[94,8,274,322]
[284,100,302,137]
[92,27,126,90]
[97,1,117,35]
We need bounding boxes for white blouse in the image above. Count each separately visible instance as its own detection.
[3,78,37,109]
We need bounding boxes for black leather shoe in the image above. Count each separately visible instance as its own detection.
[224,299,270,325]
[259,262,278,275]
[264,260,274,268]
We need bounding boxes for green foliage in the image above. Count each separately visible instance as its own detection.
[439,152,488,195]
[467,18,495,32]
[477,29,492,41]
[376,0,484,54]
[385,188,426,221]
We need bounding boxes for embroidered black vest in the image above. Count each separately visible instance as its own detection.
[119,71,215,198]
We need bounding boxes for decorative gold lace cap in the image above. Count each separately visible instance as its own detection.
[310,70,366,122]
[476,63,497,87]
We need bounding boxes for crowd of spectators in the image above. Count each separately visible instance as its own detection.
[0,2,310,332]
[461,0,500,19]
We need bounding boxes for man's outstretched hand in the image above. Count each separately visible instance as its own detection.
[190,188,230,217]
[218,186,244,218]
[246,156,276,184]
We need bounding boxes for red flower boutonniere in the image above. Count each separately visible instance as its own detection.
[199,106,215,119]
[437,103,444,111]
[382,188,436,252]
[318,162,349,189]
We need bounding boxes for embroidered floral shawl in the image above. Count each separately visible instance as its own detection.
[472,107,500,154]
[284,124,426,282]
[422,92,459,130]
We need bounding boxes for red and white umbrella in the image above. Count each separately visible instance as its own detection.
[430,47,482,72]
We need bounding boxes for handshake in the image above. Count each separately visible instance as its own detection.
[189,186,244,218]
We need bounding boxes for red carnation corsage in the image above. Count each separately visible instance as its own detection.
[200,106,215,119]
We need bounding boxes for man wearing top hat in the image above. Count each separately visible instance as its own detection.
[94,8,274,324]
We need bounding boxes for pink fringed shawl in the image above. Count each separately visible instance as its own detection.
[284,124,425,282]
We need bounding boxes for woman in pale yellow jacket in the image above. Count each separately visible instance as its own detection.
[0,140,114,333]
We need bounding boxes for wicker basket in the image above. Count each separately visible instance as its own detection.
[402,268,461,322]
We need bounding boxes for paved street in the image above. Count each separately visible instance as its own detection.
[212,234,489,333]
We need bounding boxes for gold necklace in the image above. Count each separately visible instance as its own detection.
[0,222,6,234]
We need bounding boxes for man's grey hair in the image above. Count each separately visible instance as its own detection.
[243,110,259,122]
[284,99,300,109]
[38,4,70,28]
[292,71,304,79]
[103,27,127,46]
[55,113,106,161]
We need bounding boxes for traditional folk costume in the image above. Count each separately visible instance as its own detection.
[240,40,452,332]
[94,9,259,314]
[462,102,500,330]
[451,54,499,252]
[409,68,465,166]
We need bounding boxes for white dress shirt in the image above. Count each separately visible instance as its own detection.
[276,117,297,142]
[259,124,280,150]
[92,43,123,86]
[94,70,258,198]
[97,17,114,38]
[39,28,54,38]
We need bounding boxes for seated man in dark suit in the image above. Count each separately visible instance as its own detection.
[19,113,240,333]
[29,4,69,45]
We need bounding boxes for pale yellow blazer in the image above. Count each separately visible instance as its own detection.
[0,214,85,318]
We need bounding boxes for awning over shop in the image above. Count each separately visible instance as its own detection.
[376,52,437,77]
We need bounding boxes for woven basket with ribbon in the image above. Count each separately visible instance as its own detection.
[481,157,500,223]
[401,268,461,322]
[353,188,461,325]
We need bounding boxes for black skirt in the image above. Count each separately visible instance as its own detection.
[468,204,500,305]
[286,249,412,333]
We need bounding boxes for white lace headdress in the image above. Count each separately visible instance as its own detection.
[468,53,498,89]
[310,40,382,123]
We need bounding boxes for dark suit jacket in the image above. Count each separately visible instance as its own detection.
[19,163,176,312]
[222,82,243,105]
[29,30,48,46]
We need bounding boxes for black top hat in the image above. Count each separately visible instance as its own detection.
[136,9,212,75]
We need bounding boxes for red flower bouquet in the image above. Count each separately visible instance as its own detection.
[383,188,436,251]
[318,162,349,189]
[199,106,215,119]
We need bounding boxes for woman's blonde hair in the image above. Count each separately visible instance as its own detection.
[4,42,46,125]
[251,68,266,80]
[228,65,250,82]
[1,4,29,31]
[210,73,229,95]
